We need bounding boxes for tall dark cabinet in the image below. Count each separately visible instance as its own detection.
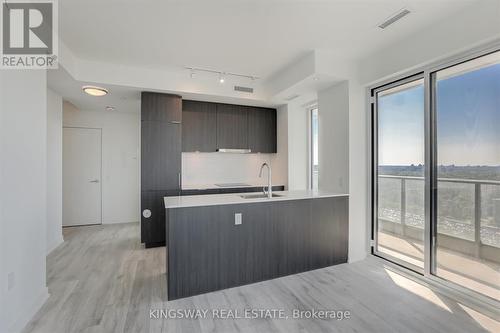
[141,92,182,248]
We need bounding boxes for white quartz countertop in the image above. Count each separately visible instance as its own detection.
[164,190,348,209]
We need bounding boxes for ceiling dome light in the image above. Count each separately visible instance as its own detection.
[82,85,108,97]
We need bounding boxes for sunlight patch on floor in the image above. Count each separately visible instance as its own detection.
[458,303,500,332]
[384,268,451,312]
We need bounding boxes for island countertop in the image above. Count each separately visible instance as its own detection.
[164,190,349,209]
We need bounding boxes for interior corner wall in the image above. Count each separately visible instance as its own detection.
[47,88,64,254]
[62,104,140,224]
[0,70,49,333]
[286,101,309,190]
[317,80,368,263]
[347,79,369,263]
[317,81,349,193]
[274,105,289,189]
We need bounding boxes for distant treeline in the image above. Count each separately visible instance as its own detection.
[379,165,500,180]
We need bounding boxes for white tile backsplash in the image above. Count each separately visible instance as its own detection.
[182,152,286,187]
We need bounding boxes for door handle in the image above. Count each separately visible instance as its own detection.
[89,179,100,183]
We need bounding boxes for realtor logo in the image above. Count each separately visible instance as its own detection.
[1,0,58,68]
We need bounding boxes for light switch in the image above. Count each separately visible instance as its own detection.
[7,272,15,291]
[235,213,242,225]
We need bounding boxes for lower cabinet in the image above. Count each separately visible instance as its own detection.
[141,190,179,247]
[167,196,348,299]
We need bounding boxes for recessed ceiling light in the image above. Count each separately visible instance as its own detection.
[82,85,108,97]
[219,73,225,84]
[105,106,115,111]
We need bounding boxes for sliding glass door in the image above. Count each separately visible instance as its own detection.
[373,49,500,301]
[373,75,426,272]
[433,51,500,300]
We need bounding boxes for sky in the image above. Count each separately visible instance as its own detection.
[378,62,500,166]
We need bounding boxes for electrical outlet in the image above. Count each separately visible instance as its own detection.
[235,213,242,225]
[7,272,15,291]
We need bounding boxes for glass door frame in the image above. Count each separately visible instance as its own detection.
[371,73,427,274]
[370,42,500,306]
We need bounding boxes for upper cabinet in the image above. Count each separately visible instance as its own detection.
[181,100,277,153]
[247,107,277,153]
[216,104,248,150]
[182,101,217,152]
[141,92,182,123]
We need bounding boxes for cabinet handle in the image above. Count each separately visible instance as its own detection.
[170,120,181,124]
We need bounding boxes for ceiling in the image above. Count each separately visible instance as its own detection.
[48,67,142,113]
[52,0,483,112]
[60,0,479,80]
[48,66,280,113]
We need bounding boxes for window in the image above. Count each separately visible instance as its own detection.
[372,49,500,301]
[310,107,319,190]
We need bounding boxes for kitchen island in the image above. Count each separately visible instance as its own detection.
[164,190,349,300]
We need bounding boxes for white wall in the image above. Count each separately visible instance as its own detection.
[316,79,368,263]
[63,104,140,224]
[0,70,49,333]
[275,106,289,188]
[359,0,500,85]
[317,82,349,194]
[347,79,369,263]
[286,101,309,190]
[46,89,63,254]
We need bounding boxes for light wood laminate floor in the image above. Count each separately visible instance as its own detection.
[23,223,499,333]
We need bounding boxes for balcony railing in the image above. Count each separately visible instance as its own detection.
[377,174,500,262]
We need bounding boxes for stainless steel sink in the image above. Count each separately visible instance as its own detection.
[239,193,284,199]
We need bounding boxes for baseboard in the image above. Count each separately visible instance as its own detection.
[46,235,64,255]
[102,220,139,225]
[9,287,49,333]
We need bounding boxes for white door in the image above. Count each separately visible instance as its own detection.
[63,127,102,226]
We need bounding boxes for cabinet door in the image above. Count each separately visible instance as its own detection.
[141,92,182,122]
[216,104,248,150]
[141,190,179,245]
[141,121,181,191]
[182,101,217,152]
[248,107,277,153]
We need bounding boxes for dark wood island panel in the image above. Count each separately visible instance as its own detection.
[166,196,348,300]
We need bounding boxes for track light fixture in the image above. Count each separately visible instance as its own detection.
[185,67,259,83]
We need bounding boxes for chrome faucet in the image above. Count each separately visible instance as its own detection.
[259,162,272,198]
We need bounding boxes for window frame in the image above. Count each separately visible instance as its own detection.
[308,106,319,190]
[371,73,425,274]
